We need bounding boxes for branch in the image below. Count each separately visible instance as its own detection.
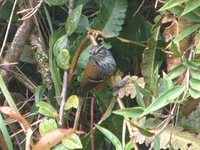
[0,13,34,83]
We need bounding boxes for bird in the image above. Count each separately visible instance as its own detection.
[78,45,116,97]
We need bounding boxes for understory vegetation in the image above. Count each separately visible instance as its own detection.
[1,0,200,149]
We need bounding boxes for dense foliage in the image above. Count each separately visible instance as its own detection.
[1,0,200,149]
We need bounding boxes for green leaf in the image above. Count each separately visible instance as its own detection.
[190,59,200,67]
[143,86,184,115]
[52,144,67,150]
[142,25,160,89]
[35,85,46,104]
[173,24,200,43]
[53,35,69,57]
[91,0,128,37]
[65,5,83,36]
[195,34,200,53]
[96,125,122,150]
[162,73,174,90]
[189,87,200,99]
[186,60,199,70]
[56,49,70,70]
[190,69,200,80]
[182,0,200,16]
[0,74,18,112]
[113,107,144,119]
[135,84,146,108]
[49,31,65,104]
[153,136,160,150]
[62,133,83,149]
[76,15,89,33]
[39,119,58,136]
[190,78,200,91]
[150,66,159,96]
[45,0,69,6]
[170,6,200,22]
[159,0,188,11]
[125,141,134,150]
[37,101,58,117]
[167,64,186,80]
[0,114,14,150]
[65,95,79,110]
[171,41,181,57]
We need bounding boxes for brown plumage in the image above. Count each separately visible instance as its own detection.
[78,45,116,97]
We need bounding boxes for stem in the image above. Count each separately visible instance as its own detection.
[68,36,90,88]
[90,98,95,150]
[73,97,85,129]
[59,71,68,127]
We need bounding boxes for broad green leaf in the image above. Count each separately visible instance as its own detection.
[76,15,89,33]
[173,24,200,44]
[0,114,14,150]
[143,86,184,115]
[167,64,186,80]
[35,85,46,104]
[125,141,134,150]
[91,0,128,37]
[56,49,70,70]
[113,107,144,119]
[190,78,200,91]
[182,0,200,16]
[190,69,200,80]
[96,125,122,150]
[45,0,69,6]
[37,101,58,117]
[52,144,67,150]
[65,95,79,110]
[53,35,69,57]
[189,87,200,99]
[62,133,83,149]
[159,0,187,11]
[39,119,58,136]
[65,5,83,36]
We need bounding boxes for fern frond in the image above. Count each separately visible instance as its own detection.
[91,0,128,37]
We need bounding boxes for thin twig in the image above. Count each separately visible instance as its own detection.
[133,0,146,16]
[59,71,68,127]
[90,98,95,150]
[73,97,85,129]
[59,0,76,127]
[0,0,18,57]
[19,0,43,21]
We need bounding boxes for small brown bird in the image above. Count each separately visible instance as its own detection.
[78,45,116,97]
